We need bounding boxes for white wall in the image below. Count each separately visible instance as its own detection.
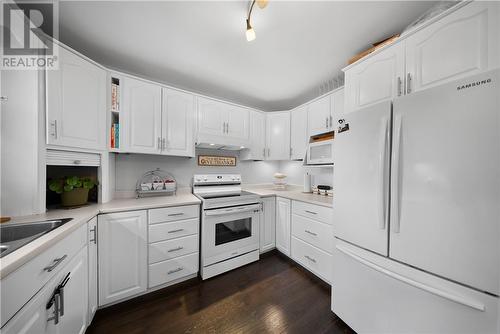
[115,150,333,195]
[115,148,280,193]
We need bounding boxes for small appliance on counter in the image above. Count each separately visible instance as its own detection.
[312,185,333,196]
[273,172,287,190]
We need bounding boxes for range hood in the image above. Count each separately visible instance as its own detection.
[196,142,246,151]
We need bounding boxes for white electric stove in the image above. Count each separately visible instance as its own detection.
[193,174,261,279]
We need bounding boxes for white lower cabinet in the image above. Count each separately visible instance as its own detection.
[87,217,98,324]
[291,200,333,284]
[98,210,148,306]
[259,197,276,253]
[2,246,88,334]
[147,205,200,288]
[275,197,291,256]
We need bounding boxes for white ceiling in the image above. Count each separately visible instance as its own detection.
[59,1,437,111]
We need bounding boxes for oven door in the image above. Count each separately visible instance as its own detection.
[202,203,261,266]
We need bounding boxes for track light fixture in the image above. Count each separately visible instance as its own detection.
[246,0,268,42]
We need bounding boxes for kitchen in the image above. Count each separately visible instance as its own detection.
[0,1,499,333]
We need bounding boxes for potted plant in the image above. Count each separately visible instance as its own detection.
[48,176,97,207]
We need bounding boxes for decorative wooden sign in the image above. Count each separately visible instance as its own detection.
[198,155,236,167]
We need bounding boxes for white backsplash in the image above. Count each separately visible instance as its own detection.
[115,149,279,192]
[278,160,333,187]
[115,150,333,195]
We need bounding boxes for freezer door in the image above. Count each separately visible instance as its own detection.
[333,101,391,255]
[390,70,500,295]
[332,239,499,334]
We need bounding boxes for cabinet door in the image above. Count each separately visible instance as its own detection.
[162,88,195,157]
[405,1,499,93]
[260,197,276,253]
[331,88,345,119]
[344,43,404,113]
[290,106,308,160]
[307,95,331,136]
[266,111,290,160]
[57,247,88,334]
[241,110,266,160]
[122,77,162,154]
[1,247,87,334]
[46,46,106,150]
[226,105,250,144]
[87,218,98,325]
[98,211,148,306]
[197,97,225,140]
[275,197,291,256]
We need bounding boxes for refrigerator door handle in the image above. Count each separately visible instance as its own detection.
[391,115,403,233]
[378,117,390,230]
[336,244,486,312]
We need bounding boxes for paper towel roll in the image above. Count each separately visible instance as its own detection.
[303,173,312,193]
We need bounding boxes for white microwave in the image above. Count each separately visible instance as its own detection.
[306,139,334,165]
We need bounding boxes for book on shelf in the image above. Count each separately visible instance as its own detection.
[111,123,120,149]
[111,83,119,112]
[114,123,119,148]
[110,124,115,148]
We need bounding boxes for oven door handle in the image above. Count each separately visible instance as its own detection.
[205,204,261,216]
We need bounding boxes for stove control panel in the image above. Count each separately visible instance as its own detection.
[193,174,241,185]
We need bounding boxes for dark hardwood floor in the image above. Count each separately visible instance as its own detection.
[86,251,355,334]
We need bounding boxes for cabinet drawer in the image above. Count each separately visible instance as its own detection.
[149,205,199,224]
[291,236,332,284]
[148,253,199,288]
[149,234,199,264]
[0,224,87,327]
[292,201,333,225]
[149,218,199,243]
[292,214,333,254]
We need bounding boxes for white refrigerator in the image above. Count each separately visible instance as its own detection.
[332,69,499,333]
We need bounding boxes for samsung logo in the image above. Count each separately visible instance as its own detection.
[457,78,492,91]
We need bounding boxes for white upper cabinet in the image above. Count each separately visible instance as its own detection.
[405,1,499,93]
[343,2,499,113]
[307,95,332,136]
[344,43,405,113]
[197,97,225,138]
[290,106,308,160]
[46,46,106,151]
[226,105,250,143]
[162,88,195,157]
[241,110,266,160]
[197,97,250,147]
[266,111,290,160]
[122,77,162,154]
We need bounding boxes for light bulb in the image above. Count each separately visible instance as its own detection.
[246,19,255,42]
[246,28,256,41]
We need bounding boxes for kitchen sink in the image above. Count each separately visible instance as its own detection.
[0,218,72,258]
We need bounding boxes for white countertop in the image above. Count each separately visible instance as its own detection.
[1,185,331,278]
[0,190,201,278]
[244,184,333,208]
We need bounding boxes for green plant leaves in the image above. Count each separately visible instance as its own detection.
[48,176,96,193]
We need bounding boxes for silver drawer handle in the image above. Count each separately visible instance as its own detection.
[89,227,97,244]
[304,210,317,215]
[305,230,317,236]
[304,255,317,263]
[167,246,184,253]
[43,255,67,272]
[168,228,184,234]
[167,213,184,217]
[167,267,183,275]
